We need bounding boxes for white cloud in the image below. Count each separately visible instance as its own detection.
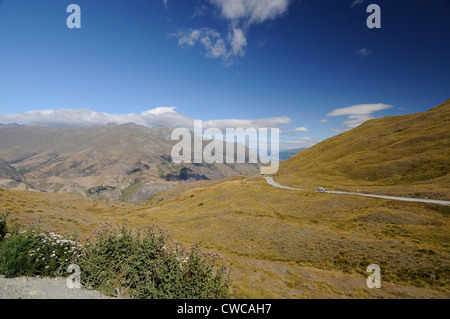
[171,0,291,65]
[329,127,345,133]
[327,103,392,117]
[170,28,232,62]
[174,29,203,47]
[170,27,248,65]
[293,127,309,132]
[0,108,292,132]
[342,114,375,128]
[327,103,393,129]
[209,38,228,58]
[315,119,329,123]
[230,28,247,57]
[0,107,191,128]
[203,116,291,130]
[209,0,291,26]
[163,0,169,10]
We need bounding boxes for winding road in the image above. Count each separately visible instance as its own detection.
[264,177,450,206]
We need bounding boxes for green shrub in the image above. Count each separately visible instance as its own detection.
[0,222,84,278]
[0,213,8,241]
[395,266,450,287]
[0,218,231,299]
[79,221,231,299]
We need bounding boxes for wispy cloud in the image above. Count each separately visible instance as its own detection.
[256,39,268,48]
[327,103,393,129]
[350,0,365,8]
[210,0,291,27]
[342,114,375,128]
[0,107,292,131]
[229,28,247,56]
[327,103,392,117]
[356,48,372,60]
[329,127,345,133]
[170,27,247,65]
[203,117,291,130]
[280,126,309,136]
[170,28,231,62]
[170,0,292,65]
[293,127,309,132]
[192,4,208,19]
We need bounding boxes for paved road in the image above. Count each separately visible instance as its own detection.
[264,177,450,206]
[0,276,112,299]
[264,176,306,190]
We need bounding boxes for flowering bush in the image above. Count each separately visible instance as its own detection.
[0,216,231,299]
[0,221,85,278]
[79,222,231,299]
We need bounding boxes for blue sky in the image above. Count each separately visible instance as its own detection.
[0,0,449,150]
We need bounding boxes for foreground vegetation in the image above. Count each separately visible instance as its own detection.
[0,213,230,299]
[141,178,450,292]
[0,213,84,278]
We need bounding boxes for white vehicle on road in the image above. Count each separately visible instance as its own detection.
[264,177,450,206]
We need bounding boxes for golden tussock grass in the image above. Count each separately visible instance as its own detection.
[276,100,450,200]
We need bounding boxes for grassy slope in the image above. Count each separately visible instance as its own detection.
[2,176,449,298]
[275,99,450,200]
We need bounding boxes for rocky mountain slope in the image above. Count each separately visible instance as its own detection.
[0,123,258,201]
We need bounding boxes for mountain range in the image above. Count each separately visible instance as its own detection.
[0,123,258,202]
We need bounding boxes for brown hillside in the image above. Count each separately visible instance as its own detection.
[2,177,449,298]
[275,99,450,200]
